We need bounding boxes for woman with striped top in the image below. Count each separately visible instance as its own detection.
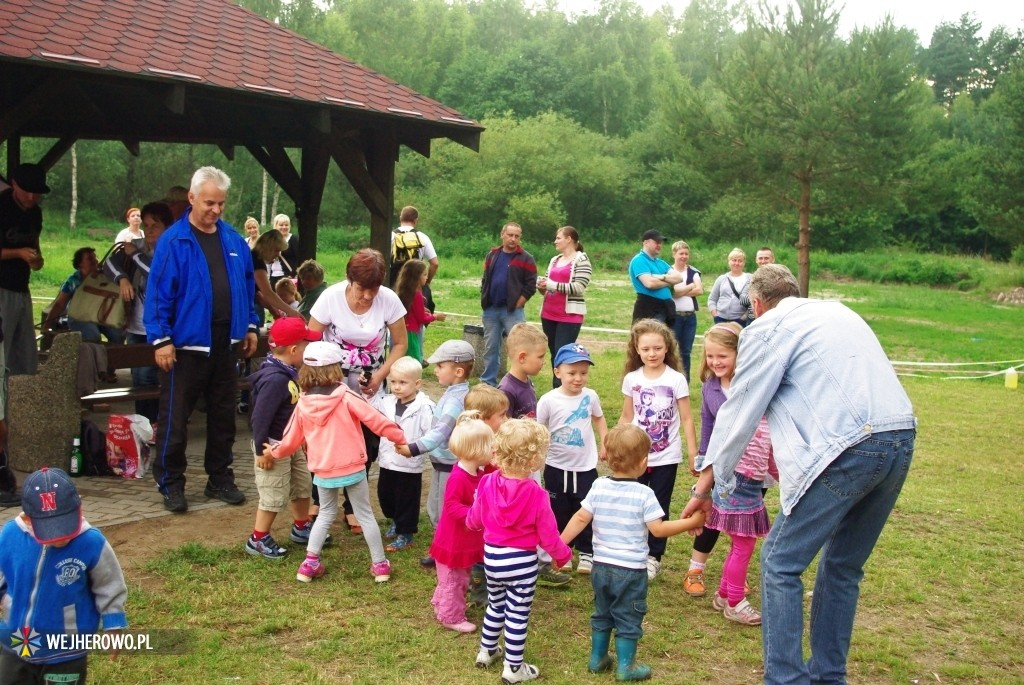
[536,226,593,388]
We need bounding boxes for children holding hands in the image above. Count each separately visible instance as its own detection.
[560,424,705,681]
[394,339,475,567]
[263,341,406,584]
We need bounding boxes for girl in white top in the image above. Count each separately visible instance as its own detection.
[620,318,698,580]
[707,247,751,325]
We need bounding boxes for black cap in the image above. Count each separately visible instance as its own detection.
[11,163,50,194]
[641,229,666,243]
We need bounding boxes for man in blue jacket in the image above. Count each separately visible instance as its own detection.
[145,166,259,513]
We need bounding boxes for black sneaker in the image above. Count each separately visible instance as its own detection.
[163,489,188,513]
[419,555,436,568]
[204,482,246,505]
[0,489,21,507]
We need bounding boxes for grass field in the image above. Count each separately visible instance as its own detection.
[27,237,1024,683]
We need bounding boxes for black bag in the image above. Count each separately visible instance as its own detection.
[80,419,113,476]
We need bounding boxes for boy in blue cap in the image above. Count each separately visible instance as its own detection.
[0,467,128,683]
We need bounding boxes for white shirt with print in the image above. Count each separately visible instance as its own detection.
[621,366,690,467]
[536,386,604,471]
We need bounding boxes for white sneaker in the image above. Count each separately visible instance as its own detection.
[723,598,762,626]
[577,553,593,575]
[475,645,504,668]
[501,662,540,684]
[646,555,661,581]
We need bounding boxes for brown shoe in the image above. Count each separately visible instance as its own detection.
[684,568,707,597]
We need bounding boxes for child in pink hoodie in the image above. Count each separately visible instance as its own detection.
[467,419,572,684]
[264,342,406,584]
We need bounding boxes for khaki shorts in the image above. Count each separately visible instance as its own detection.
[253,444,312,512]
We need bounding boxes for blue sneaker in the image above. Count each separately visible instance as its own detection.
[386,533,413,552]
[290,521,333,546]
[245,534,287,560]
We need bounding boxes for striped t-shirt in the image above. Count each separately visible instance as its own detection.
[581,477,664,570]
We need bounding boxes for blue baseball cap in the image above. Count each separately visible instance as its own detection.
[554,343,594,367]
[22,468,82,544]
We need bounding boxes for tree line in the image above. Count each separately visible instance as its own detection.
[15,0,1024,276]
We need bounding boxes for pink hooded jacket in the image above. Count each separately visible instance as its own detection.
[466,471,572,568]
[271,385,405,479]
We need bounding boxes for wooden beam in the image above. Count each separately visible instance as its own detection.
[6,136,20,176]
[217,143,235,161]
[295,139,332,261]
[308,109,331,135]
[363,128,398,258]
[165,83,186,115]
[0,75,66,143]
[399,133,431,158]
[328,135,388,219]
[244,143,301,203]
[121,139,140,156]
[38,135,78,170]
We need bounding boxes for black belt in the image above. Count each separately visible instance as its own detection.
[675,311,695,317]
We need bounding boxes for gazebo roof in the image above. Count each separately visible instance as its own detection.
[0,0,482,151]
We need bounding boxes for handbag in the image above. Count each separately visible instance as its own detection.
[67,244,128,329]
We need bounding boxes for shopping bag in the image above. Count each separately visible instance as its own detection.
[106,414,153,479]
[67,245,128,328]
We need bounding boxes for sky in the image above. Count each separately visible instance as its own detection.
[555,1,1024,45]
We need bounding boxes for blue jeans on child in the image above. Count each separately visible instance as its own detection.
[591,562,648,640]
[760,428,914,685]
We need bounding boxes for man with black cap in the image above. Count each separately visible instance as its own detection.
[628,229,681,323]
[0,163,49,376]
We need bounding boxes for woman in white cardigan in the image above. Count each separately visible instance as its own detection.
[536,226,593,388]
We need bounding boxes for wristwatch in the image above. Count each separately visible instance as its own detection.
[690,485,712,500]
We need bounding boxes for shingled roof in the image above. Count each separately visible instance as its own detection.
[0,0,481,149]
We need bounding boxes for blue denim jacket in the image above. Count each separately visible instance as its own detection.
[703,297,916,515]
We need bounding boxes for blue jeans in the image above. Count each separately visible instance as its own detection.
[671,312,697,381]
[68,319,127,344]
[760,429,915,685]
[480,306,525,386]
[591,562,648,640]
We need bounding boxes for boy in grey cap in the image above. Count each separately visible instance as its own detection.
[396,339,475,567]
[0,468,128,684]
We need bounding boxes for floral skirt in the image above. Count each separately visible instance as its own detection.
[707,473,770,538]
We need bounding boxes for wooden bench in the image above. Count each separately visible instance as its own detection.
[80,336,271,410]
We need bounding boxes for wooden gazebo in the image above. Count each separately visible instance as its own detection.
[0,0,483,258]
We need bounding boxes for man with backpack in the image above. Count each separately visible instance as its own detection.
[390,206,439,312]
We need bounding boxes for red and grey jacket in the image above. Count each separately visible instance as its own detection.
[480,245,537,312]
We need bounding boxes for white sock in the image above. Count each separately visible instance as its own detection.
[689,560,706,571]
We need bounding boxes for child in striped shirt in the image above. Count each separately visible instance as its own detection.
[560,424,705,681]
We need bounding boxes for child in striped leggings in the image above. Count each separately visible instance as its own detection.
[467,419,572,684]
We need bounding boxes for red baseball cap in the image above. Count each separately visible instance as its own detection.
[269,317,321,347]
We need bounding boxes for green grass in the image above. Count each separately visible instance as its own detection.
[29,236,1024,683]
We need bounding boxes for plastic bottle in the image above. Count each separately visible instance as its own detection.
[1006,367,1019,390]
[69,437,83,477]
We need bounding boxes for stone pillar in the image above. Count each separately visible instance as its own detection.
[8,332,82,472]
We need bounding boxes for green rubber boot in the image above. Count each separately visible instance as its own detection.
[614,636,652,681]
[588,630,612,673]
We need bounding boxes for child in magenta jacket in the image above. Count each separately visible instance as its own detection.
[467,419,572,684]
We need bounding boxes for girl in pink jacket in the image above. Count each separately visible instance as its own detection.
[265,342,406,584]
[467,419,572,684]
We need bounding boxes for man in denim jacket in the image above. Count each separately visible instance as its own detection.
[684,264,916,685]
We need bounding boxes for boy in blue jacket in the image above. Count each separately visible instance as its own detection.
[0,468,128,684]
